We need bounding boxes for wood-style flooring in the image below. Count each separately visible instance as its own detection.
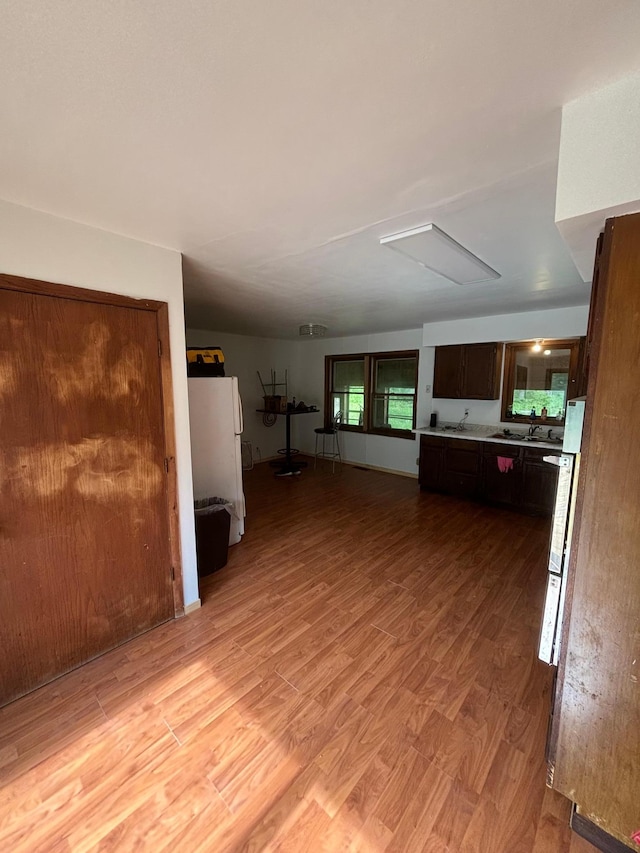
[0,458,595,852]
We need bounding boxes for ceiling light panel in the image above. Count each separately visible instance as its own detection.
[380,223,501,285]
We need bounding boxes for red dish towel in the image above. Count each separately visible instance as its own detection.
[497,456,514,473]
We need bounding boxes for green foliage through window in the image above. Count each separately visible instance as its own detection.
[326,351,418,437]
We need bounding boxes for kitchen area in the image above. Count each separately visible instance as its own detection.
[415,336,583,518]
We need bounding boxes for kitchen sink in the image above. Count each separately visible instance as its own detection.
[489,432,537,441]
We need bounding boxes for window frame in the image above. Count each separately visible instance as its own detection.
[500,338,581,426]
[324,349,419,440]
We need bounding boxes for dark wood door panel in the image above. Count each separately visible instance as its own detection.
[0,286,174,705]
[433,345,462,398]
[442,471,480,498]
[445,445,481,474]
[461,343,502,399]
[520,462,559,516]
[483,453,522,506]
[552,213,640,845]
[419,445,444,491]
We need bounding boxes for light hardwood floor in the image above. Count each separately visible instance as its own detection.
[0,459,595,852]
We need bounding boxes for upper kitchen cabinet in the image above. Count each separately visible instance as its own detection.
[433,342,503,400]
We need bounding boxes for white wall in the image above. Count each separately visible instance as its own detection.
[556,70,640,279]
[291,329,426,475]
[420,305,589,427]
[556,71,640,225]
[0,199,198,607]
[186,329,294,461]
[421,305,589,347]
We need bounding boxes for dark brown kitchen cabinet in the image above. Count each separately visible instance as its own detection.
[442,440,482,498]
[433,342,503,399]
[482,442,522,507]
[432,345,462,398]
[418,435,559,515]
[520,451,559,515]
[418,435,445,491]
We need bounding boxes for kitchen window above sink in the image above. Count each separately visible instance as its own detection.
[500,339,582,427]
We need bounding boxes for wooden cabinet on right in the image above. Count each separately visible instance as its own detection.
[549,213,640,852]
[433,342,503,399]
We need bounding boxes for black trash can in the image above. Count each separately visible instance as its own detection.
[194,498,232,576]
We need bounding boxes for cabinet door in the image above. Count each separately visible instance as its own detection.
[446,441,481,474]
[442,471,481,498]
[419,435,445,491]
[433,345,462,398]
[461,343,502,399]
[520,459,559,515]
[443,441,481,498]
[483,444,522,506]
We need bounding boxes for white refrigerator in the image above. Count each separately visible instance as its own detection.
[188,376,246,545]
[537,399,586,665]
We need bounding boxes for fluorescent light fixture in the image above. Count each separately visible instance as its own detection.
[379,223,500,285]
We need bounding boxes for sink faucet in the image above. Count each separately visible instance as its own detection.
[528,424,541,436]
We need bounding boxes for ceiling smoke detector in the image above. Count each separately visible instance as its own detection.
[299,324,327,337]
[379,223,500,285]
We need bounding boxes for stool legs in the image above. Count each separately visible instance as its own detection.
[314,430,341,472]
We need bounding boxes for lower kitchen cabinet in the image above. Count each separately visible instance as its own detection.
[442,440,482,498]
[418,436,445,491]
[520,452,560,515]
[483,442,522,507]
[419,434,560,515]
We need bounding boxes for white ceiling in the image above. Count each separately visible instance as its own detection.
[2,1,640,338]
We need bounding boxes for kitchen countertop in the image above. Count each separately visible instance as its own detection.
[413,425,564,451]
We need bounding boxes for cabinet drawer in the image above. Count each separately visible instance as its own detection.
[484,442,521,458]
[445,439,481,453]
[420,434,447,449]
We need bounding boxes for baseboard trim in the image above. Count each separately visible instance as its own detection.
[571,805,633,853]
[339,459,418,479]
[184,598,202,615]
[253,454,418,480]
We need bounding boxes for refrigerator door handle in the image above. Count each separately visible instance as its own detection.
[237,392,244,435]
[543,455,572,467]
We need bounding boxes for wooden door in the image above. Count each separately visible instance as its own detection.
[551,212,640,848]
[0,276,179,706]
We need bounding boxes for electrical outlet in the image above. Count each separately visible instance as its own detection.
[464,408,469,416]
[415,457,419,466]
[425,384,431,393]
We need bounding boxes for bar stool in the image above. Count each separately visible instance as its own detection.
[314,411,342,472]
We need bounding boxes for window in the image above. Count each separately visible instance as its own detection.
[501,338,581,425]
[325,350,418,438]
